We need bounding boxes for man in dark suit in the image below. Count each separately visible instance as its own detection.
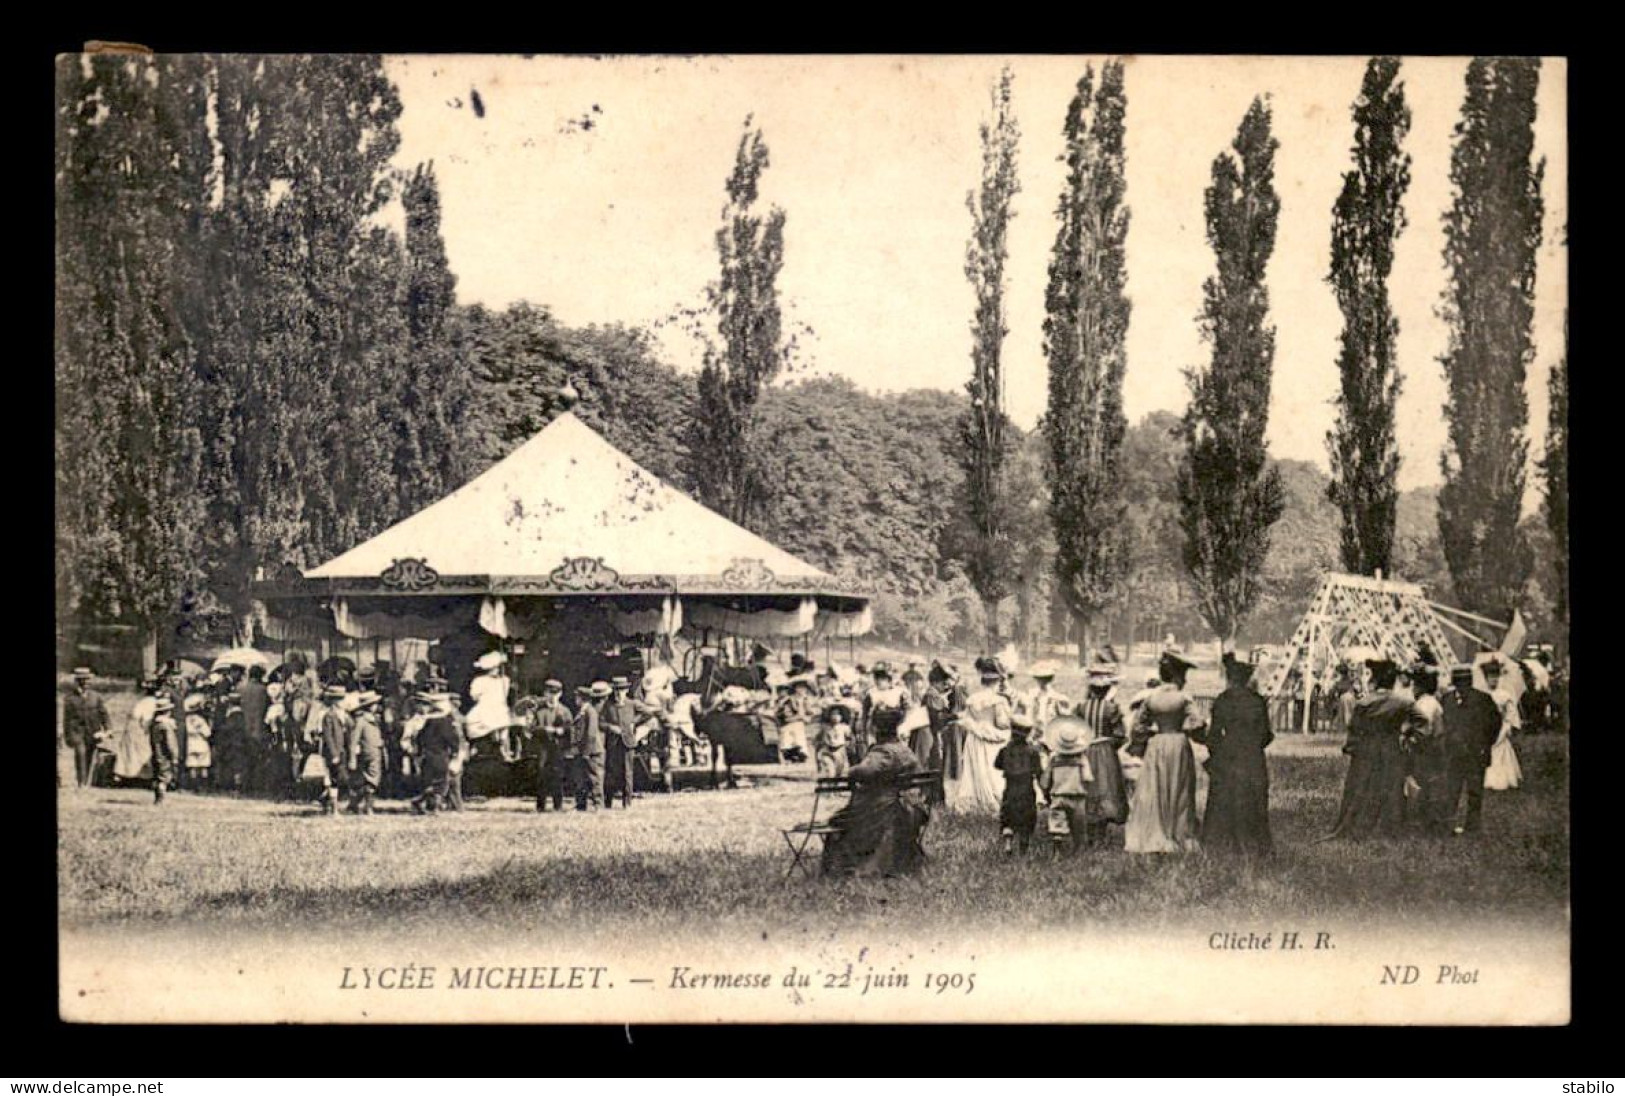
[238,665,271,794]
[62,667,109,789]
[570,682,609,811]
[1438,663,1501,835]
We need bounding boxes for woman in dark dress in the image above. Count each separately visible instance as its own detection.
[924,662,961,806]
[1321,658,1421,841]
[821,708,932,878]
[1198,653,1273,857]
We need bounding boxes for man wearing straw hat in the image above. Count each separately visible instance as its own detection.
[570,682,610,812]
[528,680,572,812]
[148,695,179,805]
[316,685,352,816]
[62,667,109,790]
[346,691,386,815]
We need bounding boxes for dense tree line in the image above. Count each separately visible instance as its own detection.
[56,54,468,650]
[58,53,1563,667]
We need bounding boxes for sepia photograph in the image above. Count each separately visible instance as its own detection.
[54,51,1569,1025]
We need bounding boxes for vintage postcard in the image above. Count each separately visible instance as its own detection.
[55,52,1568,1024]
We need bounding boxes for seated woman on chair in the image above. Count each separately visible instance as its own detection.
[820,707,932,878]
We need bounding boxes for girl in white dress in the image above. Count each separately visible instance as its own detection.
[465,651,516,759]
[944,663,1010,812]
[1483,662,1523,791]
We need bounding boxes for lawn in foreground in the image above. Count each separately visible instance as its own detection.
[58,736,1568,943]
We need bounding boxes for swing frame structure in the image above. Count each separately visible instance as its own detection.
[1257,571,1508,734]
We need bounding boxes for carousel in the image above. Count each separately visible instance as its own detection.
[249,406,872,784]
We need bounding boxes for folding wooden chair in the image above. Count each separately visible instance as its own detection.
[782,775,853,880]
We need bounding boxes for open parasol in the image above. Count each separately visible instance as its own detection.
[211,648,275,673]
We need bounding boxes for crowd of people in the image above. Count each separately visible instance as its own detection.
[58,636,1547,871]
[1323,656,1528,841]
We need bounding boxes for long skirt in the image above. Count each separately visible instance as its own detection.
[1202,756,1271,856]
[1123,733,1199,853]
[1325,735,1407,840]
[1084,739,1129,825]
[821,789,930,877]
[944,734,1003,812]
[1484,733,1521,790]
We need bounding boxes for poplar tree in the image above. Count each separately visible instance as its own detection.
[55,53,207,656]
[399,162,469,511]
[687,118,787,528]
[1437,57,1544,614]
[1042,61,1131,664]
[1327,57,1411,578]
[958,66,1022,647]
[1176,97,1287,644]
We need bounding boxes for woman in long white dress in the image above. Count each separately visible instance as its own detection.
[944,664,1009,812]
[1483,663,1523,791]
[1123,650,1206,854]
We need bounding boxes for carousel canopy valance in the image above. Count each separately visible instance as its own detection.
[253,412,868,630]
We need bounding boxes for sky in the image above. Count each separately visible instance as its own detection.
[387,55,1567,500]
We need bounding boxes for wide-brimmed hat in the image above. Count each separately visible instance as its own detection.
[338,693,364,713]
[1029,660,1060,680]
[353,690,382,711]
[321,684,347,701]
[1087,660,1117,680]
[182,693,206,713]
[71,666,93,679]
[474,651,507,672]
[1159,648,1198,671]
[610,675,631,690]
[1053,720,1088,756]
[153,696,175,713]
[586,681,612,699]
[542,679,564,693]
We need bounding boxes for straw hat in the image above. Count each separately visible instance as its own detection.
[474,651,507,672]
[1053,719,1089,756]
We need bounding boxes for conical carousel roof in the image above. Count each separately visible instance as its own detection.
[304,412,839,595]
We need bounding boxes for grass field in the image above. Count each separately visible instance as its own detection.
[58,733,1569,946]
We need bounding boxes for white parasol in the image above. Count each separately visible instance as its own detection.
[211,647,275,673]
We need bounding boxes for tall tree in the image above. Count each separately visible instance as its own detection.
[1175,97,1287,644]
[958,65,1022,647]
[1437,57,1544,615]
[1540,321,1567,631]
[196,54,408,629]
[55,53,208,660]
[397,161,469,511]
[1326,57,1411,578]
[686,118,788,528]
[1042,61,1131,664]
